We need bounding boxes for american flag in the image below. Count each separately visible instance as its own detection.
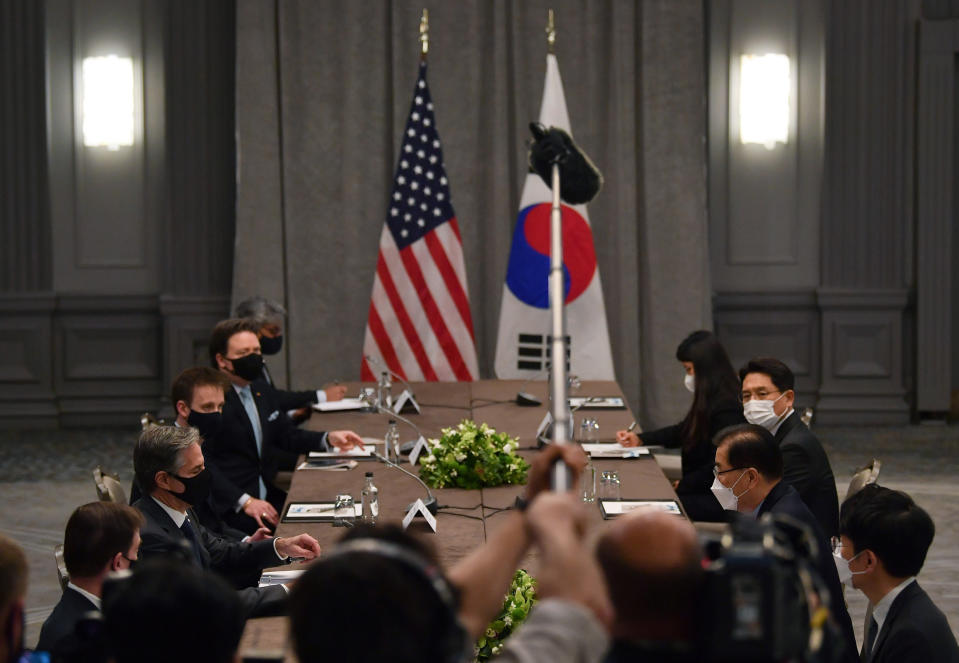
[361,62,479,382]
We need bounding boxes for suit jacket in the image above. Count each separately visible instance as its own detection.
[35,586,98,653]
[642,395,745,521]
[202,383,328,517]
[756,481,857,662]
[774,411,840,538]
[133,496,287,618]
[262,364,318,411]
[867,581,959,663]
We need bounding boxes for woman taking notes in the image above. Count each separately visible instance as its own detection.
[616,330,744,521]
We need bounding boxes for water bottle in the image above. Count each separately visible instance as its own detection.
[386,419,400,464]
[361,471,379,525]
[377,371,392,410]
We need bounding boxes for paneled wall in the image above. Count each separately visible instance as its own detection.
[0,0,235,427]
[709,0,940,424]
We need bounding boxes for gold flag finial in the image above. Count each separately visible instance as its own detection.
[546,9,556,54]
[420,9,429,58]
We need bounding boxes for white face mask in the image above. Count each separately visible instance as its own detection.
[833,550,867,586]
[683,373,695,393]
[710,469,750,511]
[743,392,787,430]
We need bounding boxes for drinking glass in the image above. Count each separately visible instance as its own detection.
[598,471,621,500]
[333,494,355,527]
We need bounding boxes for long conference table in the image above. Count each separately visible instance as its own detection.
[239,379,681,659]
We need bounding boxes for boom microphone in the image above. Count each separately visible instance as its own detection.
[527,122,603,205]
[365,354,416,399]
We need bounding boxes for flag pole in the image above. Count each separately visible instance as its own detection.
[419,9,429,60]
[545,9,573,492]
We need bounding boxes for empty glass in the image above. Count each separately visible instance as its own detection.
[360,387,377,412]
[333,494,355,527]
[598,471,621,500]
[579,417,599,442]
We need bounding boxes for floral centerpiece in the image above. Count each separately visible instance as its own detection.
[475,569,538,661]
[418,419,529,489]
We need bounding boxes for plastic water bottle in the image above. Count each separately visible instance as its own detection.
[378,371,392,410]
[386,419,400,464]
[361,471,378,525]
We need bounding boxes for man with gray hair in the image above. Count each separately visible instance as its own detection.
[234,296,347,415]
[132,425,322,617]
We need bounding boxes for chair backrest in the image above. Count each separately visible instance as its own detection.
[54,544,69,591]
[845,458,882,501]
[140,412,164,431]
[94,466,128,504]
[800,407,814,428]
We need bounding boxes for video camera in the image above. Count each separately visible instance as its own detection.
[697,514,841,663]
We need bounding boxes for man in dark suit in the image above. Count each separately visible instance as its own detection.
[206,318,363,533]
[132,425,322,618]
[739,357,840,538]
[713,423,857,662]
[838,484,959,663]
[36,502,143,655]
[596,508,702,662]
[234,296,347,418]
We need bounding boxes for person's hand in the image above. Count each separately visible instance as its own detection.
[615,430,641,447]
[524,493,614,629]
[328,430,365,451]
[525,444,587,501]
[276,533,322,560]
[322,383,347,401]
[243,498,279,529]
[248,527,272,542]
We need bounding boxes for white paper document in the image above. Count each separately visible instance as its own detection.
[600,500,682,517]
[284,503,363,520]
[296,460,357,471]
[580,443,650,458]
[569,396,625,409]
[313,398,367,412]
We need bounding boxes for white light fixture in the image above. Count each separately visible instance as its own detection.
[739,53,790,149]
[81,55,135,150]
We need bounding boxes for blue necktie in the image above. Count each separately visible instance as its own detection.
[180,517,205,568]
[238,387,269,499]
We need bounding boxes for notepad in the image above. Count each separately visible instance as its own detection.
[313,398,367,412]
[580,443,650,459]
[283,502,363,522]
[258,570,305,587]
[569,396,626,409]
[599,499,682,519]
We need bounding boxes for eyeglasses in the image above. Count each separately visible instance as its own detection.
[740,389,781,403]
[713,466,746,478]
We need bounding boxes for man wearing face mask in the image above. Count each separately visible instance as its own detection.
[206,318,364,534]
[234,297,347,418]
[712,424,857,661]
[132,425,322,618]
[170,366,277,538]
[36,502,143,657]
[836,485,958,662]
[739,357,840,538]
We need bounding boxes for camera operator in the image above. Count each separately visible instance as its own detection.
[596,509,703,662]
[712,424,856,662]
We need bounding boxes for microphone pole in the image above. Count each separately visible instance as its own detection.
[373,451,438,515]
[548,161,573,492]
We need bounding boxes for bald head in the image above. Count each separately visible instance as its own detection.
[596,510,703,641]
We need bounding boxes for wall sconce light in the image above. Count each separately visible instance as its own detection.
[81,55,134,150]
[739,53,790,149]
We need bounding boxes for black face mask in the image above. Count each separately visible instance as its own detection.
[260,334,283,355]
[187,410,222,440]
[229,353,264,382]
[169,468,212,506]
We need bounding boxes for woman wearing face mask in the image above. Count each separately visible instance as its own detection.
[615,330,745,521]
